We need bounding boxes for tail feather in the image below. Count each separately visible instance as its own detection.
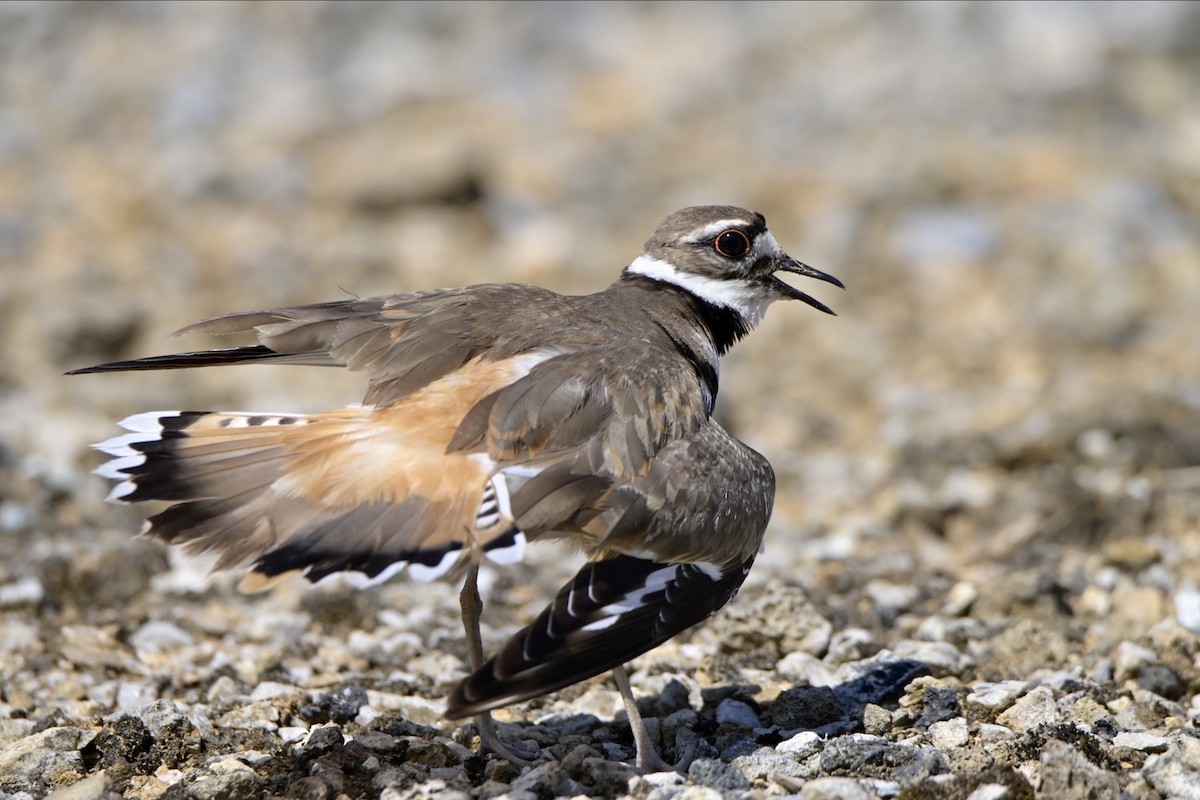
[90,408,524,589]
[66,345,302,374]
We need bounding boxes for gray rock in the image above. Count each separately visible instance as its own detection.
[1143,735,1200,800]
[865,580,921,615]
[1113,640,1158,682]
[818,734,947,784]
[862,703,892,735]
[996,686,1060,733]
[215,701,280,730]
[687,757,750,792]
[1137,664,1185,701]
[928,717,969,750]
[965,784,1012,800]
[777,730,823,758]
[826,629,880,664]
[185,762,263,800]
[966,681,1030,715]
[776,651,837,685]
[129,620,194,653]
[116,682,159,713]
[646,787,724,800]
[714,698,760,729]
[1036,739,1120,800]
[893,640,971,675]
[798,776,875,800]
[731,746,813,781]
[0,727,96,795]
[43,772,120,800]
[1113,731,1170,753]
[509,762,579,798]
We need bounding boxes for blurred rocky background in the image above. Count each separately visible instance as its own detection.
[2,2,1199,798]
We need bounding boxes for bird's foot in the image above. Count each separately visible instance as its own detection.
[476,713,539,766]
[635,732,702,774]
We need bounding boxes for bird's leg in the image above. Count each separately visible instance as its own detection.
[459,561,537,765]
[612,665,697,773]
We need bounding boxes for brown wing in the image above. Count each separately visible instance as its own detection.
[71,285,577,406]
[444,346,722,550]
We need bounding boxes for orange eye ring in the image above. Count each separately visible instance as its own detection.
[714,229,751,259]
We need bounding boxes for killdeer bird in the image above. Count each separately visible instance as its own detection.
[70,205,842,771]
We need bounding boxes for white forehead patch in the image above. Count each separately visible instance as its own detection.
[753,230,783,259]
[626,255,776,327]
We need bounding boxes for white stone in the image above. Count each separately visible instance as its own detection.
[966,681,1030,713]
[777,730,822,757]
[929,717,969,749]
[1175,587,1200,633]
[1114,731,1170,752]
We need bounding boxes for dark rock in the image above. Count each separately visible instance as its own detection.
[915,687,962,729]
[301,686,369,724]
[1137,665,1185,701]
[771,686,845,730]
[509,761,579,798]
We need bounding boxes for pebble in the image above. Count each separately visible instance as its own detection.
[1113,731,1170,753]
[862,703,892,735]
[128,620,194,653]
[0,727,96,796]
[43,771,120,800]
[928,717,969,749]
[0,576,45,608]
[1113,640,1159,682]
[771,686,846,731]
[1143,735,1200,800]
[1037,739,1120,800]
[686,758,749,792]
[215,701,279,730]
[966,784,1013,800]
[248,682,303,701]
[996,686,1060,733]
[965,681,1030,714]
[776,651,837,685]
[777,730,822,757]
[1173,587,1200,633]
[798,776,875,800]
[941,581,979,616]
[714,698,761,728]
[893,640,971,674]
[865,580,921,615]
[731,746,811,781]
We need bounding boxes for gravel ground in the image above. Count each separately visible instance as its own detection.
[3,3,1200,799]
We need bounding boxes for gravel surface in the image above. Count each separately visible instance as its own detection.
[3,3,1200,799]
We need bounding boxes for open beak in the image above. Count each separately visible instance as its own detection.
[771,256,845,315]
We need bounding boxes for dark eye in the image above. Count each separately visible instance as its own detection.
[714,229,751,259]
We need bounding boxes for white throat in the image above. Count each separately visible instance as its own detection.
[626,255,775,327]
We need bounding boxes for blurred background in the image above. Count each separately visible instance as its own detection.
[2,0,1200,746]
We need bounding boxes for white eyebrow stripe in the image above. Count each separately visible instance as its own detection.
[679,218,756,243]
